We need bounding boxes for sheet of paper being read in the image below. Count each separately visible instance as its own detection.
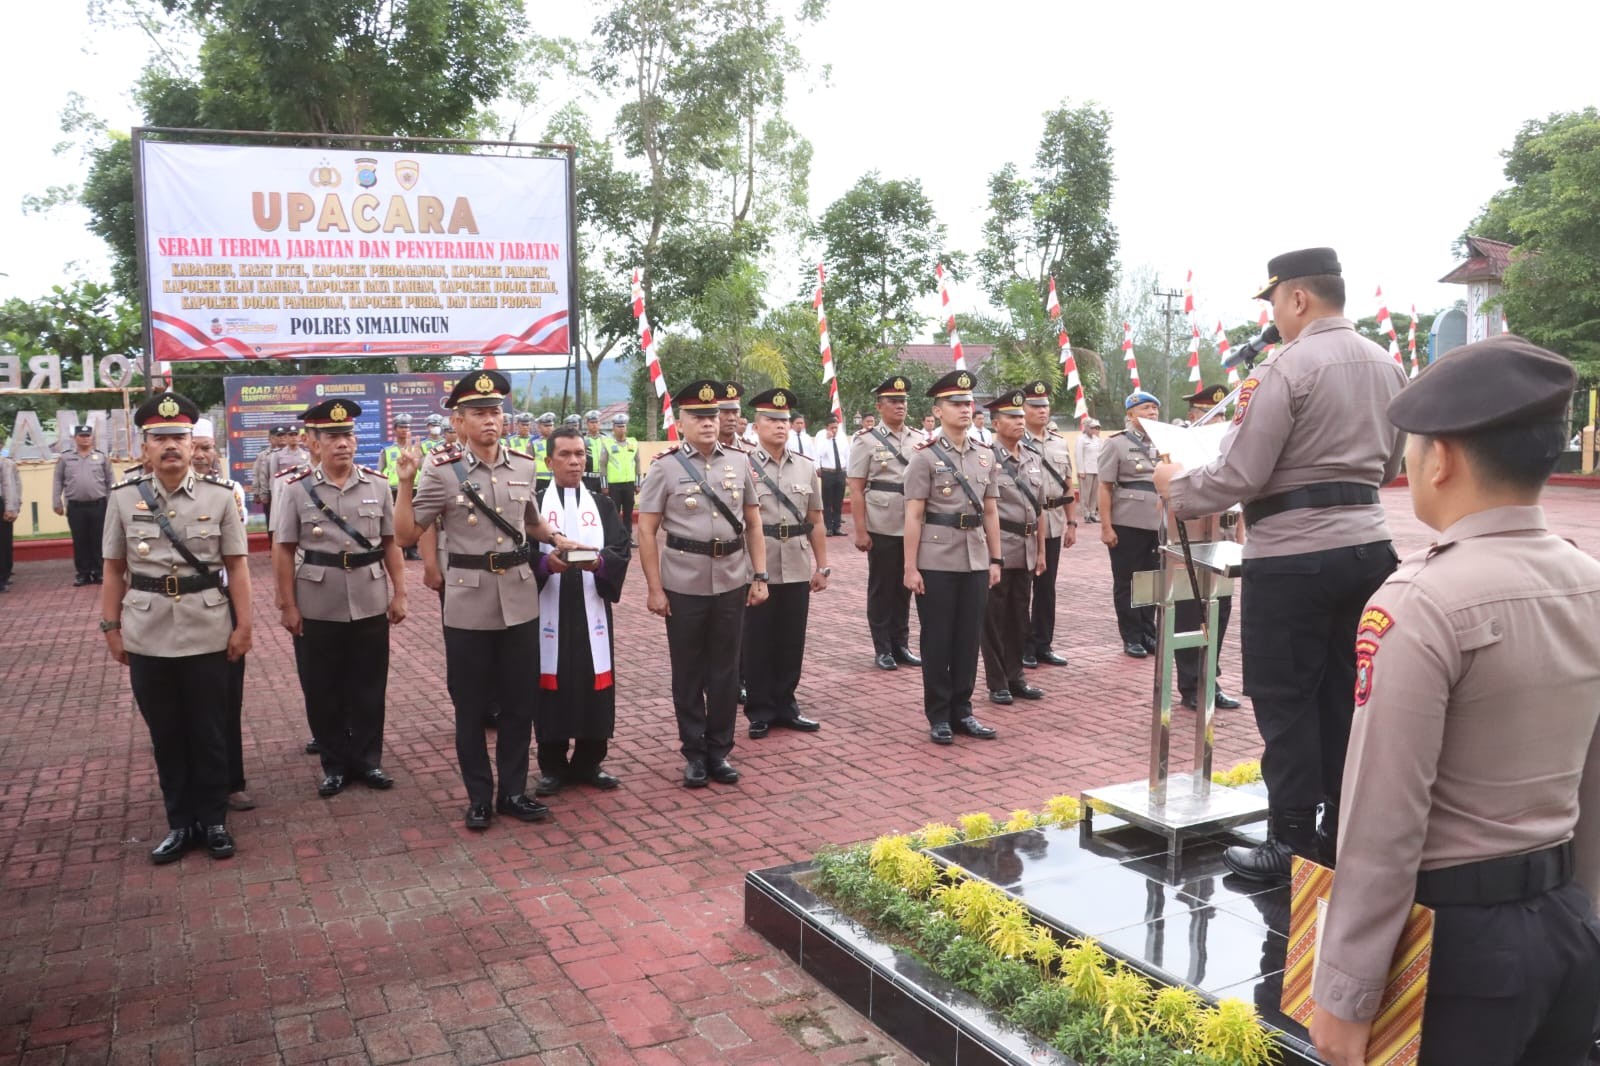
[1142,419,1229,470]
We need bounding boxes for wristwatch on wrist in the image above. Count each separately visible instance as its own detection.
[1068,520,1079,527]
[989,557,1003,566]
[752,572,769,582]
[816,566,832,576]
[99,619,121,633]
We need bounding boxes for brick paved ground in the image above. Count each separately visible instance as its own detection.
[1,488,1596,1065]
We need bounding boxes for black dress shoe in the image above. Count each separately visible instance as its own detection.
[988,689,1014,705]
[359,768,394,790]
[202,825,235,859]
[929,723,954,745]
[72,574,91,587]
[574,769,620,791]
[892,646,922,667]
[773,715,821,732]
[747,722,770,739]
[683,760,709,788]
[953,716,998,739]
[1142,636,1159,653]
[150,828,192,865]
[317,773,345,797]
[533,774,564,796]
[708,759,740,784]
[1021,654,1038,669]
[874,653,898,671]
[1222,839,1293,884]
[1037,649,1070,666]
[1180,693,1199,711]
[496,795,551,822]
[1012,683,1044,700]
[1123,642,1149,658]
[1215,690,1242,710]
[464,803,491,830]
[485,712,500,729]
[304,738,321,755]
[91,573,103,584]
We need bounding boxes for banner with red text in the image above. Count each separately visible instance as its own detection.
[139,141,573,362]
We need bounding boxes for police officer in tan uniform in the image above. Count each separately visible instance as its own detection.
[395,370,575,830]
[1099,390,1164,658]
[638,380,769,788]
[741,388,828,739]
[904,369,1002,745]
[0,450,19,592]
[1309,335,1600,1066]
[273,399,408,799]
[1021,381,1078,668]
[846,376,921,671]
[1157,248,1408,883]
[99,392,252,863]
[1076,419,1102,522]
[980,389,1047,705]
[54,424,115,585]
[717,381,750,453]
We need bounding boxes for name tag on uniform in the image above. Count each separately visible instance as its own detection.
[509,480,530,486]
[361,498,380,504]
[131,512,156,523]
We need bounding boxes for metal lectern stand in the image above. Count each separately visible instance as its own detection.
[1079,532,1268,880]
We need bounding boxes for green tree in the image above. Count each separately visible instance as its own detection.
[0,281,147,425]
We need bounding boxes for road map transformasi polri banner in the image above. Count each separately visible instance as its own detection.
[138,140,573,362]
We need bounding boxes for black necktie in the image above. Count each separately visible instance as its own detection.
[831,436,840,468]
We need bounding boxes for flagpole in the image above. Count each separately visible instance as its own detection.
[936,263,966,370]
[631,270,676,442]
[815,264,842,422]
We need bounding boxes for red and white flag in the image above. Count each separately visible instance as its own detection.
[1216,321,1238,387]
[631,269,676,442]
[1186,323,1201,383]
[1047,278,1087,421]
[1183,269,1195,316]
[936,263,966,370]
[1406,304,1419,380]
[1122,321,1141,390]
[1376,286,1403,366]
[814,264,842,420]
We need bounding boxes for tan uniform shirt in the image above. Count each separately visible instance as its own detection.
[0,457,20,514]
[749,447,821,585]
[101,473,248,656]
[53,449,113,507]
[991,442,1043,571]
[904,435,1000,572]
[1314,506,1600,1021]
[1097,426,1162,531]
[411,445,541,630]
[847,424,916,536]
[638,441,760,595]
[1168,316,1408,558]
[1075,434,1102,484]
[274,466,395,623]
[1026,429,1074,538]
[251,447,274,501]
[269,446,312,512]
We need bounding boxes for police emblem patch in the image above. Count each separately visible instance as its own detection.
[1358,607,1395,638]
[1233,378,1259,425]
[1354,638,1379,706]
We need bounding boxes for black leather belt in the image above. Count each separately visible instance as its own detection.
[1043,495,1070,509]
[925,512,982,530]
[1243,482,1379,526]
[999,518,1037,536]
[762,521,814,540]
[866,479,904,494]
[130,571,224,596]
[1118,481,1156,492]
[302,548,384,569]
[665,532,745,558]
[1416,842,1571,907]
[447,545,533,572]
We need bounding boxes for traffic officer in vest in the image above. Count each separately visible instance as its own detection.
[273,399,408,799]
[717,382,750,452]
[903,369,1002,746]
[1171,383,1242,712]
[532,412,556,493]
[380,413,423,560]
[742,387,828,739]
[1309,335,1600,1066]
[1099,391,1164,658]
[1156,248,1407,883]
[981,388,1048,705]
[507,412,534,453]
[637,380,768,788]
[421,413,446,453]
[1021,380,1077,668]
[584,409,605,461]
[602,414,640,541]
[395,370,577,830]
[100,392,252,863]
[846,376,921,671]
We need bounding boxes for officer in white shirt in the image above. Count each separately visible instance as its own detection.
[814,414,850,536]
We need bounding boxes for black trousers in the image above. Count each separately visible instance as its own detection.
[536,738,608,778]
[128,650,230,829]
[225,655,246,791]
[442,621,537,805]
[1028,534,1062,655]
[743,580,810,725]
[981,567,1032,692]
[66,498,107,578]
[1175,592,1233,698]
[1108,525,1159,647]
[1240,539,1397,812]
[260,500,272,544]
[295,615,390,777]
[916,569,989,726]
[607,482,636,537]
[1419,882,1600,1066]
[665,587,746,763]
[820,470,846,533]
[0,513,13,582]
[866,533,912,656]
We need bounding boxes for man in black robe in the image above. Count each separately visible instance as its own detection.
[532,427,630,795]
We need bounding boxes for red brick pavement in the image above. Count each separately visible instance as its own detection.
[1,488,1595,1064]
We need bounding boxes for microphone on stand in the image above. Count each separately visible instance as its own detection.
[1222,323,1280,371]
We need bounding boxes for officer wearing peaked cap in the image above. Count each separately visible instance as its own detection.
[981,389,1048,705]
[847,375,922,671]
[1019,379,1078,669]
[903,369,1003,745]
[717,381,750,453]
[1099,390,1165,658]
[55,423,114,585]
[1309,335,1600,1066]
[100,392,252,864]
[1156,247,1409,884]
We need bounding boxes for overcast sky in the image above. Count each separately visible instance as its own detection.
[5,0,1596,337]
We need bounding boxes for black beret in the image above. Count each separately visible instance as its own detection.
[1387,334,1575,435]
[1254,247,1341,300]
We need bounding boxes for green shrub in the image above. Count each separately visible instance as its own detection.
[1009,982,1075,1034]
[974,956,1038,1010]
[933,936,992,985]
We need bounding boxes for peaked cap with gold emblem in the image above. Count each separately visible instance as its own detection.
[445,369,512,409]
[1021,379,1052,406]
[672,379,725,415]
[301,398,363,432]
[985,388,1027,415]
[927,368,976,401]
[874,375,911,398]
[717,381,745,411]
[134,392,201,436]
[749,387,796,419]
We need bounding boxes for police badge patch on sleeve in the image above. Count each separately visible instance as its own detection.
[1354,638,1379,706]
[1233,377,1260,425]
[1357,607,1395,638]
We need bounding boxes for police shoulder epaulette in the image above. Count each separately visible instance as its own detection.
[852,427,873,439]
[286,467,314,484]
[112,474,147,489]
[1106,429,1127,439]
[505,447,534,460]
[913,438,935,451]
[275,463,306,479]
[360,465,384,477]
[431,447,463,466]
